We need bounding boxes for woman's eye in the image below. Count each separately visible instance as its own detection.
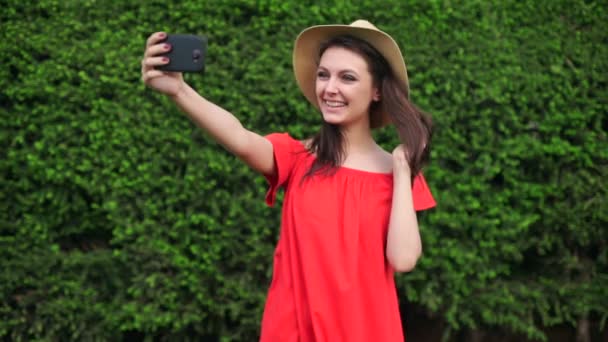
[342,74,356,81]
[316,71,329,79]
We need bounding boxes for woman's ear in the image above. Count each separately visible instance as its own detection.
[372,88,381,101]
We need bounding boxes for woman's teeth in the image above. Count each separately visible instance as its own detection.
[325,100,346,108]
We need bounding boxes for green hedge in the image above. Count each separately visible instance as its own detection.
[1,0,606,341]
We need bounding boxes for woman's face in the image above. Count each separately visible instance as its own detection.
[315,46,379,128]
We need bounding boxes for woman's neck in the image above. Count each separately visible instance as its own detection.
[340,121,377,156]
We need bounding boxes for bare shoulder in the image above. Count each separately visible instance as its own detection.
[344,144,393,173]
[300,138,312,150]
[375,147,394,172]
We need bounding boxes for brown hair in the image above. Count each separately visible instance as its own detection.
[304,35,432,179]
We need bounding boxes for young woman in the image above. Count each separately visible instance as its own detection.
[141,19,435,342]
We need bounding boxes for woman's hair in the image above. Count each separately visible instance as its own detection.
[304,35,432,179]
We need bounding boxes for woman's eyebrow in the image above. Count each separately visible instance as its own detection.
[317,65,359,75]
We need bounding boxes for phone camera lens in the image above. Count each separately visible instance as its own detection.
[192,49,201,62]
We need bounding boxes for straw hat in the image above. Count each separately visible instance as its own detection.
[293,20,410,128]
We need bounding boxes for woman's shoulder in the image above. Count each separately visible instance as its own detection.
[266,132,307,149]
[374,147,394,174]
[340,145,393,174]
[300,138,312,150]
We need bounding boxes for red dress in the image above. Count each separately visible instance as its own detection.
[260,133,436,342]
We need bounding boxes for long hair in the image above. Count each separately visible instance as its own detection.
[304,35,432,179]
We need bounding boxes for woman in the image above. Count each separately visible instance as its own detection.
[142,19,435,342]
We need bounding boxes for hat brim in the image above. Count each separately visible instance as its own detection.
[293,24,410,128]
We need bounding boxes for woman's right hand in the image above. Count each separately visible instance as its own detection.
[141,32,185,97]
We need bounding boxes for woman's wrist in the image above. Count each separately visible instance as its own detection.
[169,82,189,102]
[393,167,412,186]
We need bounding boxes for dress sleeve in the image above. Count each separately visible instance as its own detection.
[264,133,299,207]
[412,173,436,211]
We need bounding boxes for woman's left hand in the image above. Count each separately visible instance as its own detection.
[392,145,411,178]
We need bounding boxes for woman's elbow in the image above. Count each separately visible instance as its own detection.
[387,251,421,273]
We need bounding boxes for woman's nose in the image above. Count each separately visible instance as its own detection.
[324,77,338,94]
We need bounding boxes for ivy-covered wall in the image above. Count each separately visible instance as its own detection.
[1,0,606,341]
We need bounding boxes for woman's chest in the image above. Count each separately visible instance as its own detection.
[284,171,393,242]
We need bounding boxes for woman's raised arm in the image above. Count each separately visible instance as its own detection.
[141,32,275,176]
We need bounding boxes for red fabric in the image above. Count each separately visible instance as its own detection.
[260,133,436,342]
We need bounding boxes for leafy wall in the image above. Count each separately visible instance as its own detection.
[1,0,606,341]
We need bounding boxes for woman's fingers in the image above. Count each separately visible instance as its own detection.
[141,69,167,82]
[141,33,171,80]
[141,56,169,69]
[144,43,171,59]
[146,32,167,49]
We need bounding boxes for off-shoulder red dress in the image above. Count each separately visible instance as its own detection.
[260,133,436,342]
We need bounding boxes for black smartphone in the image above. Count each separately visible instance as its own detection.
[157,34,207,73]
